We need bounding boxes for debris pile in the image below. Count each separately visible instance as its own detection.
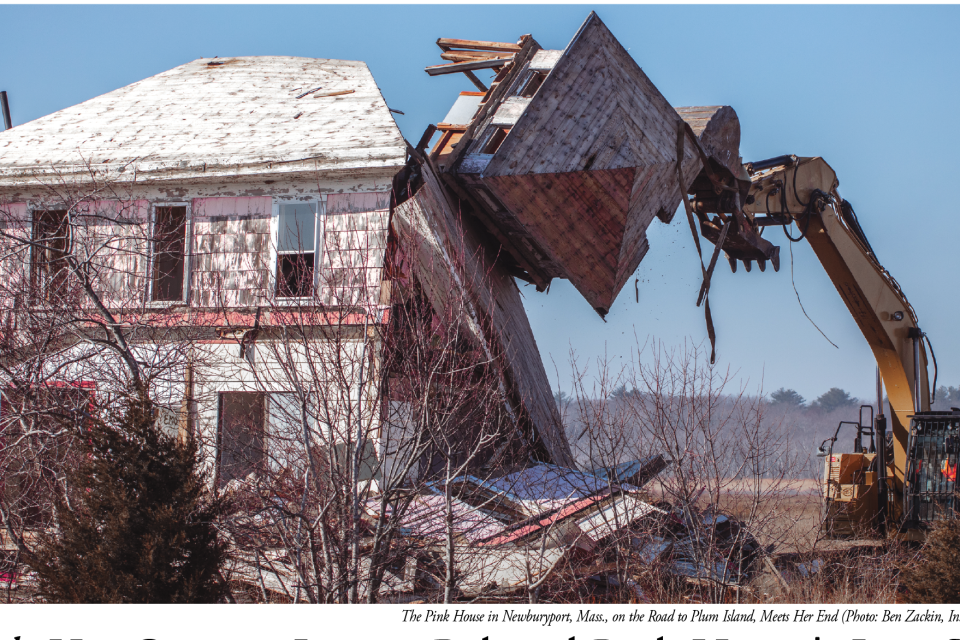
[354,456,766,602]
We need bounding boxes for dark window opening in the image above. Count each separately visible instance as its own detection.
[520,71,546,97]
[277,252,316,298]
[31,209,70,302]
[152,206,187,302]
[276,203,317,298]
[217,392,265,488]
[481,127,511,155]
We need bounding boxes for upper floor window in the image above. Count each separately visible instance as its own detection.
[151,205,187,302]
[31,209,70,302]
[276,202,318,298]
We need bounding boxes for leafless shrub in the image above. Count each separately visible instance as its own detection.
[563,339,818,603]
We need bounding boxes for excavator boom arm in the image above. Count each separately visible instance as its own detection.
[740,156,930,501]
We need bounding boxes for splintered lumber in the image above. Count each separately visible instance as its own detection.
[439,12,706,316]
[436,38,522,53]
[440,51,514,63]
[393,156,575,468]
[425,58,510,76]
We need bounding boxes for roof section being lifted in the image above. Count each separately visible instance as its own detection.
[0,56,406,186]
[425,13,737,316]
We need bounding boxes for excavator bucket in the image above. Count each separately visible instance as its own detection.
[426,12,741,316]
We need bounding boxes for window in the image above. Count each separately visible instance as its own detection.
[31,209,70,301]
[217,392,265,487]
[481,126,511,154]
[151,206,187,302]
[519,71,546,97]
[276,203,318,298]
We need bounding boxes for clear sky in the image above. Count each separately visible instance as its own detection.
[3,4,958,403]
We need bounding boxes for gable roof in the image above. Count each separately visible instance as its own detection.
[0,56,406,186]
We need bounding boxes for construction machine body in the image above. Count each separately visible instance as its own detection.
[696,154,937,538]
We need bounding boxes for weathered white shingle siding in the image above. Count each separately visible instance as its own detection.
[321,192,391,307]
[0,57,406,186]
[0,203,31,309]
[73,200,151,309]
[191,197,272,308]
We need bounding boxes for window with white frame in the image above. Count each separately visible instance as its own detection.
[275,202,319,298]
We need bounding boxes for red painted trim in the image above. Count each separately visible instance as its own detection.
[475,491,610,547]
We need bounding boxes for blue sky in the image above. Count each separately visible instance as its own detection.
[3,4,959,403]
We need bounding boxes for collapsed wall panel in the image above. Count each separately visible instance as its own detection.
[393,157,575,468]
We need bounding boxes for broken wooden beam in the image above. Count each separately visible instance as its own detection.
[425,58,510,76]
[436,38,522,53]
[440,51,514,63]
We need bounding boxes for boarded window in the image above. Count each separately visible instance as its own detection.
[31,209,70,301]
[217,392,265,487]
[152,206,187,302]
[276,203,317,298]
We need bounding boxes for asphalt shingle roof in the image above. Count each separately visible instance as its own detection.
[0,56,406,186]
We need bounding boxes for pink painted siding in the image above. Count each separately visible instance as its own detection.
[74,200,150,308]
[191,197,272,308]
[0,203,30,309]
[320,192,390,308]
[0,202,28,220]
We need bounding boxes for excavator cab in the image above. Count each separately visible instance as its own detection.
[821,408,960,538]
[902,411,960,529]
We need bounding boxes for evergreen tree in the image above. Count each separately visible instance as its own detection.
[812,387,858,413]
[901,517,960,603]
[769,387,805,407]
[28,394,229,603]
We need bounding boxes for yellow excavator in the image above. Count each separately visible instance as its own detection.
[689,153,951,541]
